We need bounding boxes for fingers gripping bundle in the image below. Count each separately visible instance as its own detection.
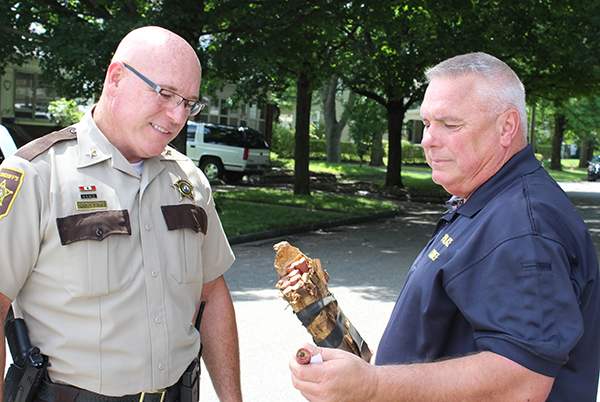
[274,241,373,362]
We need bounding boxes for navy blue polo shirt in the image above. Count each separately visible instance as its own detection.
[376,145,600,401]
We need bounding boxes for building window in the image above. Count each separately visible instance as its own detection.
[14,71,55,122]
[197,98,266,133]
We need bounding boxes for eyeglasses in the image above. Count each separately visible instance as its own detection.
[123,63,205,116]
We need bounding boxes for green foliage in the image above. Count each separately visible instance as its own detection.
[271,125,295,158]
[564,97,600,150]
[535,145,552,161]
[348,96,387,160]
[401,140,426,164]
[48,99,84,127]
[310,121,326,139]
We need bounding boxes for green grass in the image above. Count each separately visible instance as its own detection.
[547,159,588,182]
[215,158,588,237]
[215,188,398,236]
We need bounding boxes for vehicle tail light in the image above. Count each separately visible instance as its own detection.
[243,148,249,160]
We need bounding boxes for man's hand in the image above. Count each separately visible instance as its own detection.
[290,344,377,402]
[289,344,554,402]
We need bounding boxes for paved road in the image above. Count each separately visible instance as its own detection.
[200,181,600,401]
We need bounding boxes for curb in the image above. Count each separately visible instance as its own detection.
[227,209,400,245]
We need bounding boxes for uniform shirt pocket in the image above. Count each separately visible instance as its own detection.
[56,210,133,297]
[57,210,132,245]
[161,204,206,283]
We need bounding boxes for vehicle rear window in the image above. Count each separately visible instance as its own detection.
[244,128,269,149]
[204,126,245,147]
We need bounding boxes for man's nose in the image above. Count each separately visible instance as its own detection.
[166,102,190,124]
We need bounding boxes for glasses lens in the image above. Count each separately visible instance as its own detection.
[157,90,181,108]
[158,90,203,116]
[189,102,204,116]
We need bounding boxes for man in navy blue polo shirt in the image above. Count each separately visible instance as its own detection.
[290,52,600,402]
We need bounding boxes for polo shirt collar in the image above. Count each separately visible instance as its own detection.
[453,144,541,218]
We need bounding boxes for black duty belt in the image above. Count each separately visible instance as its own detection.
[36,379,180,402]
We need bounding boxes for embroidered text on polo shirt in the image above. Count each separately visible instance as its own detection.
[441,234,453,247]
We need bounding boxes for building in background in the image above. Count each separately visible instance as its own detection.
[0,59,62,147]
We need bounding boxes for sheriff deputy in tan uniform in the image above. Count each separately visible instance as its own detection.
[0,26,242,402]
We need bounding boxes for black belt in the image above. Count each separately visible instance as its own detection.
[36,379,180,402]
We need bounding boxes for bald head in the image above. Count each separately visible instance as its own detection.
[109,26,201,86]
[94,26,203,162]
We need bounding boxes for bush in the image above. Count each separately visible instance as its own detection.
[535,145,552,161]
[271,125,295,158]
[402,140,426,164]
[271,124,426,165]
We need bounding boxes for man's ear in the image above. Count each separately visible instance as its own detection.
[105,62,125,97]
[499,108,520,148]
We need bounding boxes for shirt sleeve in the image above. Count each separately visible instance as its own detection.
[445,235,584,377]
[0,157,47,300]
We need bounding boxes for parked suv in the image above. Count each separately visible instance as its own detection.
[186,121,270,181]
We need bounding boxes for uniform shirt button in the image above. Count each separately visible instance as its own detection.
[145,224,151,231]
[96,228,103,237]
[158,363,165,370]
[151,271,158,278]
[155,317,162,324]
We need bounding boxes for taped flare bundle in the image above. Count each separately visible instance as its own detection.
[274,241,372,362]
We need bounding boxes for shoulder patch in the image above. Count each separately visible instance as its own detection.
[0,167,24,221]
[16,126,77,162]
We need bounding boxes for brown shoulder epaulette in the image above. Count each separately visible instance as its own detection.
[16,126,78,162]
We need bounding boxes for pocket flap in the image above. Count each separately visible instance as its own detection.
[161,204,207,234]
[56,210,132,245]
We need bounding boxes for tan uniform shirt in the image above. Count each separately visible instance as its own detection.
[0,111,235,396]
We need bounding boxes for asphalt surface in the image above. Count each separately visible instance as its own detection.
[199,181,600,401]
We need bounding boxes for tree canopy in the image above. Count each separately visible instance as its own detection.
[3,0,600,187]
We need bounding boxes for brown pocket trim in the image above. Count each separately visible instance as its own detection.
[161,204,207,234]
[56,210,132,245]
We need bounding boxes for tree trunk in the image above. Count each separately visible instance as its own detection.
[385,104,406,187]
[294,73,312,195]
[550,113,565,171]
[321,76,355,163]
[370,131,385,166]
[579,139,592,168]
[529,103,536,153]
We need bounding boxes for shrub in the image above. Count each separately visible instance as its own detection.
[271,125,295,158]
[401,140,427,164]
[271,124,426,165]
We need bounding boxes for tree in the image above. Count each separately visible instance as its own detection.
[0,1,151,100]
[320,75,355,163]
[202,0,359,195]
[338,1,474,187]
[505,0,600,170]
[339,0,600,185]
[348,96,387,167]
[564,97,600,166]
